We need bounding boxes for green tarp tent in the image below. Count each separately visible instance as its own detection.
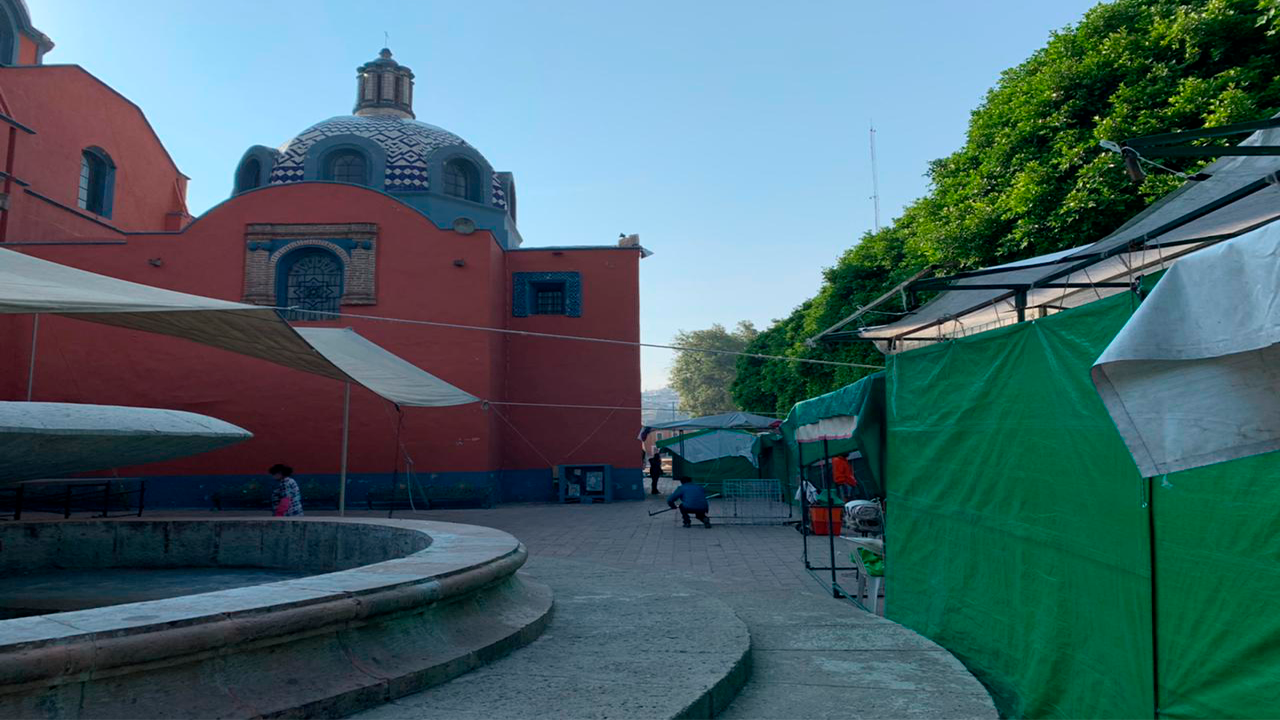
[886,290,1280,718]
[781,372,887,499]
[656,428,761,492]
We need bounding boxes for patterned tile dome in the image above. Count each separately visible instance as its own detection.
[268,115,486,195]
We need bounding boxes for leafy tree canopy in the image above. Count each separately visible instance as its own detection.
[669,321,758,417]
[734,0,1280,415]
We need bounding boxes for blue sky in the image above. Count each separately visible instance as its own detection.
[37,0,1101,390]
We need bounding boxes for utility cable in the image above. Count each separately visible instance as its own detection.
[272,306,883,370]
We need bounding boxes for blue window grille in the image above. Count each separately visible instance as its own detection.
[278,249,344,321]
[512,272,581,317]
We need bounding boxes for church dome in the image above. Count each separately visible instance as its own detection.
[267,115,491,196]
[231,49,513,218]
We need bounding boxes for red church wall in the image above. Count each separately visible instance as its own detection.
[16,34,39,65]
[500,249,643,495]
[5,185,509,494]
[0,29,644,505]
[0,65,187,236]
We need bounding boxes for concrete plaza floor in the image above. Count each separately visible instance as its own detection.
[329,493,996,719]
[29,494,995,718]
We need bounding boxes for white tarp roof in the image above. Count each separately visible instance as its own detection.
[0,402,252,483]
[861,120,1280,351]
[659,429,758,466]
[0,248,348,381]
[1093,222,1280,477]
[795,416,858,444]
[295,328,478,407]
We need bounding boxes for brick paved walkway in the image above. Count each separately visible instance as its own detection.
[393,495,822,594]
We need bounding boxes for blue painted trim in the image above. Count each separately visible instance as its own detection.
[179,182,534,251]
[426,145,493,206]
[22,188,122,234]
[303,134,387,188]
[86,469,646,509]
[246,237,365,255]
[81,146,116,219]
[496,171,516,221]
[512,271,582,317]
[233,145,279,195]
[0,2,17,66]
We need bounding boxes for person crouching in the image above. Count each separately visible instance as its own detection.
[667,476,711,529]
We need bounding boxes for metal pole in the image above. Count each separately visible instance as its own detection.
[870,122,881,233]
[801,462,810,567]
[824,438,839,598]
[338,382,351,516]
[26,314,38,401]
[1146,476,1161,718]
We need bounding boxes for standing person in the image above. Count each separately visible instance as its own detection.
[269,464,304,517]
[667,476,711,529]
[649,453,664,495]
[832,454,857,501]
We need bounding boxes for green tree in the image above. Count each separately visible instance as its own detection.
[734,0,1280,413]
[669,321,758,417]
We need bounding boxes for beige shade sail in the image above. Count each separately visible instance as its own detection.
[0,248,479,406]
[0,247,348,382]
[294,327,478,407]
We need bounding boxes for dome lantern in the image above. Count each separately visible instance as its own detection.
[354,48,415,119]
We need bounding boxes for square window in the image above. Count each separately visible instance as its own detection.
[512,272,580,317]
[533,282,566,315]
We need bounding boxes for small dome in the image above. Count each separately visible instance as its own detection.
[267,115,502,203]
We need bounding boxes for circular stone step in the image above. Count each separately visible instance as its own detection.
[352,557,752,720]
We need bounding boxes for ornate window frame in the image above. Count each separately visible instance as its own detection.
[512,271,581,318]
[242,223,378,307]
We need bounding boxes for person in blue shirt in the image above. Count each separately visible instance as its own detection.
[667,476,711,528]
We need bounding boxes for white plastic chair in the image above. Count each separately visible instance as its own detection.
[839,536,884,615]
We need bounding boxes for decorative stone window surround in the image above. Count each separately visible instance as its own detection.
[512,271,581,318]
[243,223,378,307]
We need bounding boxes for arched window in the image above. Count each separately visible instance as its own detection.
[237,158,262,193]
[443,159,479,202]
[325,150,368,186]
[278,248,344,322]
[0,10,13,66]
[77,147,115,217]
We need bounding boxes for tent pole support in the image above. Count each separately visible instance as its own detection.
[824,438,839,599]
[1146,476,1161,718]
[25,314,38,401]
[338,382,350,517]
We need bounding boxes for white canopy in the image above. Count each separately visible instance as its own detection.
[861,119,1280,351]
[0,402,252,483]
[295,328,478,407]
[1093,222,1280,477]
[660,429,758,466]
[0,247,348,381]
[795,416,858,444]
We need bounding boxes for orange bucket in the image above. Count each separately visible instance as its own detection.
[809,506,843,536]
